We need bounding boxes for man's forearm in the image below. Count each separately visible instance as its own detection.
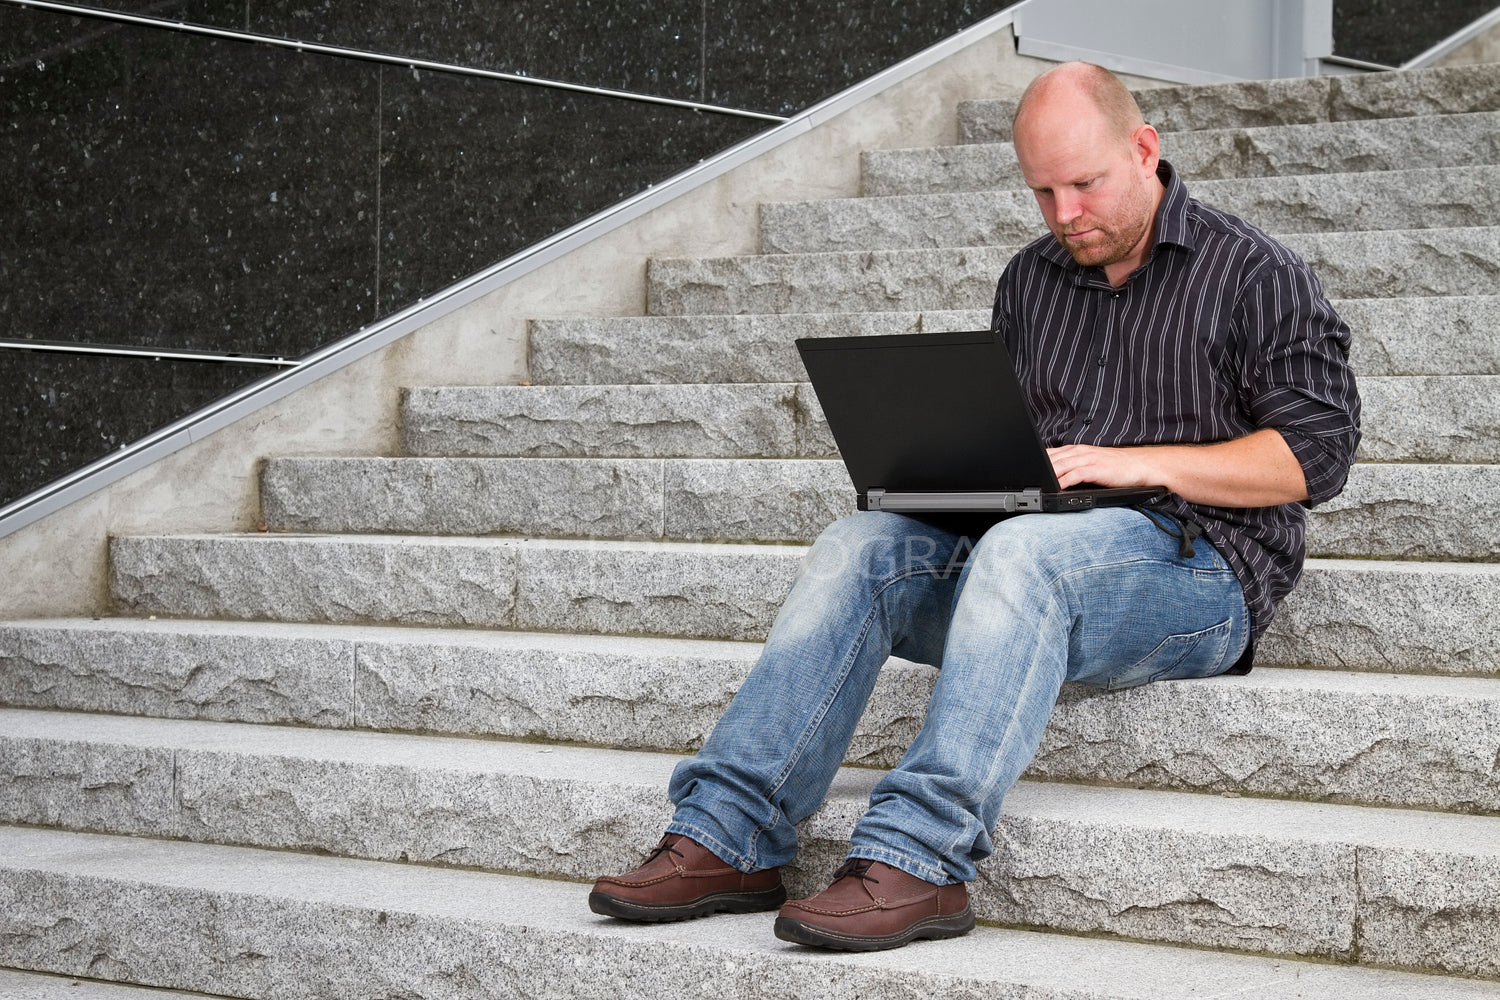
[1047,428,1309,508]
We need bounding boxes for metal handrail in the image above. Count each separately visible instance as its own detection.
[0,339,297,367]
[2,0,790,123]
[1320,53,1397,72]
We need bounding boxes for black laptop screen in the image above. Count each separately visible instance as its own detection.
[796,331,1062,494]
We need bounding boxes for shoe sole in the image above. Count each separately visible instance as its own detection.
[773,908,976,951]
[589,884,787,923]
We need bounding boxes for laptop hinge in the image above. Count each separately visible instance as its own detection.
[863,488,1047,513]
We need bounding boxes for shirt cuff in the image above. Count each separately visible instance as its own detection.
[1275,426,1353,508]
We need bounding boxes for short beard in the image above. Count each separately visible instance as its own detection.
[1054,175,1155,269]
[1058,215,1150,268]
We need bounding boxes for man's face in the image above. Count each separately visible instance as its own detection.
[1015,109,1158,274]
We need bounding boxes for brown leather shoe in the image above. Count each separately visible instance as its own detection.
[774,858,973,950]
[589,834,786,922]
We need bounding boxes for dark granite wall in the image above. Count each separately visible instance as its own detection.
[1334,0,1500,65]
[0,352,262,496]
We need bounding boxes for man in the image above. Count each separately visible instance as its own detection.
[588,61,1360,952]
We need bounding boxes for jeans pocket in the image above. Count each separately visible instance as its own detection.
[1105,617,1235,691]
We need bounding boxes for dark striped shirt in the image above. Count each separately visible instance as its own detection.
[990,162,1361,655]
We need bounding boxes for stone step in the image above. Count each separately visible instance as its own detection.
[956,63,1500,143]
[529,298,1500,384]
[401,376,1499,466]
[400,382,833,459]
[530,309,989,385]
[261,456,850,542]
[3,709,1498,973]
[3,623,1498,807]
[108,534,803,638]
[106,535,1500,674]
[7,828,1495,1000]
[762,166,1500,254]
[1360,375,1500,464]
[645,228,1500,315]
[0,968,227,998]
[259,455,1500,561]
[1308,463,1500,561]
[863,110,1500,196]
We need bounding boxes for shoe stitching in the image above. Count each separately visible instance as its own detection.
[601,862,742,888]
[787,900,882,917]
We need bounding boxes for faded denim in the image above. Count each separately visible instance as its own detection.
[667,507,1249,884]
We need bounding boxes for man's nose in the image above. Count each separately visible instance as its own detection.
[1053,190,1083,224]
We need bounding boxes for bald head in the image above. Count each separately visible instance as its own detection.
[1008,62,1164,285]
[1012,62,1145,145]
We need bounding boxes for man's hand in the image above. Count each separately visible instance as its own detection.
[1047,428,1310,508]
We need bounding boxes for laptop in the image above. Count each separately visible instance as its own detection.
[796,330,1167,514]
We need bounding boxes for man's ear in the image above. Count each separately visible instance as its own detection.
[1132,124,1161,173]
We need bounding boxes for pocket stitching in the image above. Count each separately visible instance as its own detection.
[1106,617,1234,691]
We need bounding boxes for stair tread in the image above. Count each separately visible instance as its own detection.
[7,826,1496,999]
[763,165,1500,254]
[645,228,1500,314]
[107,531,1500,570]
[954,63,1500,142]
[253,456,1499,560]
[863,110,1500,194]
[398,376,1497,465]
[6,704,1500,847]
[0,968,229,999]
[6,627,1496,811]
[525,299,1499,383]
[2,615,1494,692]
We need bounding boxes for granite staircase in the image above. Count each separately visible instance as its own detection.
[2,63,1499,999]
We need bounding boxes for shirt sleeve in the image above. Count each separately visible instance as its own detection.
[990,256,1018,346]
[1235,260,1362,507]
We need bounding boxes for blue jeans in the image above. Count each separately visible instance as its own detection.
[666,507,1249,884]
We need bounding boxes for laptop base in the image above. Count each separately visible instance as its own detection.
[861,486,1167,515]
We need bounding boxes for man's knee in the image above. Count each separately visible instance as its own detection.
[802,513,950,586]
[962,515,1081,588]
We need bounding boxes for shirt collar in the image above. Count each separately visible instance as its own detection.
[1152,161,1195,254]
[1033,159,1195,279]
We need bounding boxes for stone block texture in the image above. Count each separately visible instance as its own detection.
[262,456,666,538]
[259,454,1493,559]
[527,296,1497,386]
[5,628,1496,814]
[402,383,835,459]
[956,63,1500,142]
[529,309,989,385]
[3,711,1498,971]
[763,167,1500,254]
[7,828,1496,1000]
[647,229,1500,315]
[394,377,1489,467]
[863,111,1500,196]
[0,619,354,726]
